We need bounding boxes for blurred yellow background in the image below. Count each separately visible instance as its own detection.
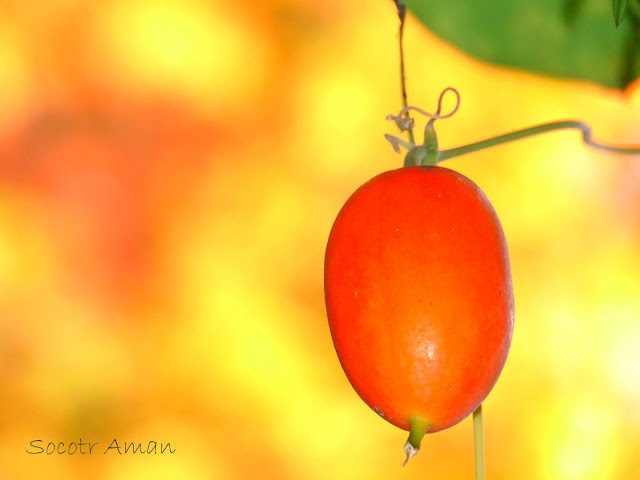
[1,0,639,479]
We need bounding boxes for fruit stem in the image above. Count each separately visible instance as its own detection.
[473,404,486,480]
[392,0,416,146]
[402,416,430,466]
[438,120,640,162]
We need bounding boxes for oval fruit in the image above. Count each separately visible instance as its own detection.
[324,166,514,441]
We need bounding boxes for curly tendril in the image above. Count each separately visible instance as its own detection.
[387,87,461,127]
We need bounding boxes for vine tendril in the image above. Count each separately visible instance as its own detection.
[387,87,461,128]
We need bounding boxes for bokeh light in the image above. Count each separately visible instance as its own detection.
[0,1,639,479]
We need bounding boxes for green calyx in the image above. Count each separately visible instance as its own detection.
[404,121,439,167]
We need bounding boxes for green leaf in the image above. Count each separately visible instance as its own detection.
[613,0,629,27]
[404,0,640,90]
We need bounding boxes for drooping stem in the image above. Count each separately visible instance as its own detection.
[473,404,485,480]
[393,1,416,145]
[438,120,640,162]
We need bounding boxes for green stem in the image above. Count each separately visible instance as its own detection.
[438,120,640,162]
[473,404,485,480]
[393,1,416,146]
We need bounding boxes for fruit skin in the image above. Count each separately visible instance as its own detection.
[325,166,514,433]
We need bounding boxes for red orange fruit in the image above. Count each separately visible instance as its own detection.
[325,165,514,449]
